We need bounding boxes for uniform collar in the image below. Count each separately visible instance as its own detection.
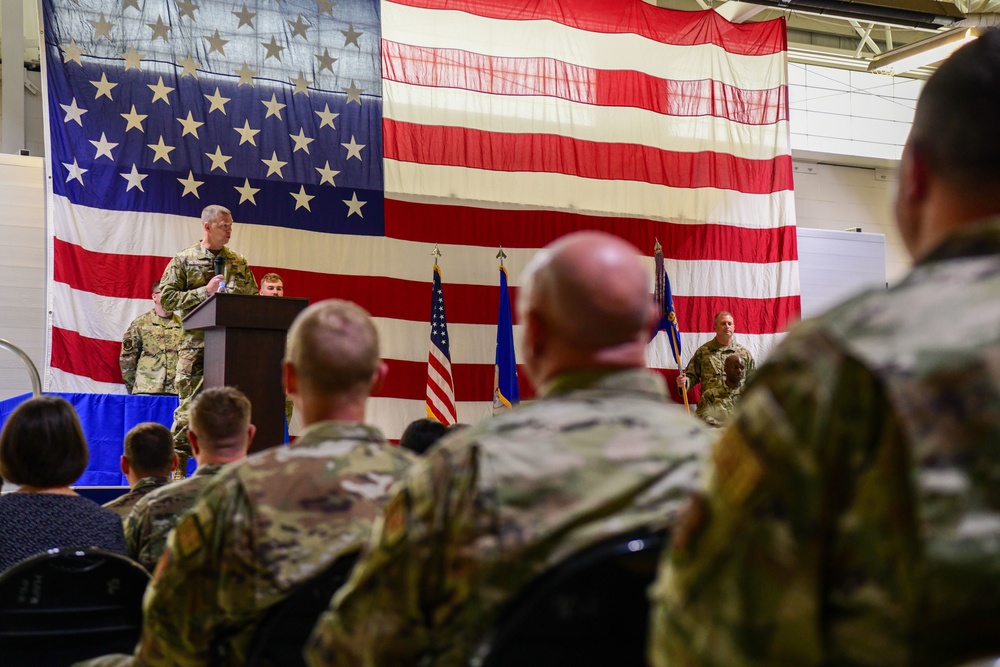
[293,420,386,446]
[538,367,667,399]
[921,217,1000,266]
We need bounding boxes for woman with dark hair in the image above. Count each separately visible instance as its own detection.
[0,396,127,571]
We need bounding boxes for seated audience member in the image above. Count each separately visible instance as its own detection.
[651,31,1000,667]
[79,300,417,666]
[398,417,448,455]
[306,231,713,665]
[694,353,745,427]
[258,272,285,297]
[0,396,126,571]
[125,387,254,572]
[104,422,177,519]
[258,272,294,427]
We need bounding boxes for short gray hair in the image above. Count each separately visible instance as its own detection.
[201,204,231,223]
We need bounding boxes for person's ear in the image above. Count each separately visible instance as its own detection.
[370,360,389,394]
[525,309,547,362]
[283,359,297,397]
[120,455,130,476]
[895,141,932,260]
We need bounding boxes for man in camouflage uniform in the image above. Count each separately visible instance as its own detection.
[103,422,177,519]
[306,232,712,666]
[676,311,754,410]
[119,281,183,395]
[694,353,745,428]
[257,271,294,427]
[125,387,254,572]
[651,30,1000,667]
[159,204,257,478]
[77,300,416,667]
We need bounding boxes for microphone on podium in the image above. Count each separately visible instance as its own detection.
[214,255,226,293]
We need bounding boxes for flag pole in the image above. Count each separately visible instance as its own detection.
[654,238,689,414]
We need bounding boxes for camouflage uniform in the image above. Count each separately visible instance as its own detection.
[683,338,755,402]
[119,310,184,395]
[78,421,416,667]
[306,368,712,666]
[651,218,1000,667]
[124,463,226,572]
[159,242,257,459]
[103,476,171,519]
[694,379,744,428]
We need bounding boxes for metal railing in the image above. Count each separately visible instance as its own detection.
[0,337,42,396]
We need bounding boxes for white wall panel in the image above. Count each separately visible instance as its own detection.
[0,153,45,400]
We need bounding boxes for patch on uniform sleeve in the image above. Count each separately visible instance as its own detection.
[670,492,707,556]
[712,429,765,506]
[173,514,205,561]
[381,490,410,548]
[122,339,134,352]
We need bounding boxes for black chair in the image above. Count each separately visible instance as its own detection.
[0,547,150,666]
[245,550,361,667]
[471,527,669,667]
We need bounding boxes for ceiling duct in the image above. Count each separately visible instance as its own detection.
[739,0,960,29]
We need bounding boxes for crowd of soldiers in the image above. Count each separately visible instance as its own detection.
[25,31,1000,666]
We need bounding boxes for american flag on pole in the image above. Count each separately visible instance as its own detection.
[42,0,797,438]
[426,261,457,425]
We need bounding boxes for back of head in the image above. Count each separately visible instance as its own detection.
[124,422,175,478]
[911,29,1000,194]
[519,232,654,378]
[399,418,448,455]
[189,386,252,455]
[286,299,380,399]
[0,396,89,488]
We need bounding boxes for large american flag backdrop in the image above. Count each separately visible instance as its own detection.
[41,0,798,438]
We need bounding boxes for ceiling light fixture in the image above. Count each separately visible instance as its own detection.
[868,26,982,76]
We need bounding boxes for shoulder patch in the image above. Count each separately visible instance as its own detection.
[381,491,410,548]
[712,429,765,506]
[174,514,205,560]
[671,492,707,556]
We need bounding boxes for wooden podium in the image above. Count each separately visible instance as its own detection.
[183,294,309,453]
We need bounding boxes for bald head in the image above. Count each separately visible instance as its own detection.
[285,299,380,400]
[519,232,655,385]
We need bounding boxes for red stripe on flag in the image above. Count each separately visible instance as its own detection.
[383,42,789,125]
[49,324,534,403]
[384,200,798,263]
[53,237,172,300]
[385,121,792,194]
[426,374,454,407]
[428,352,454,387]
[55,239,797,334]
[387,0,787,55]
[676,294,800,335]
[50,326,123,385]
[426,402,450,423]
